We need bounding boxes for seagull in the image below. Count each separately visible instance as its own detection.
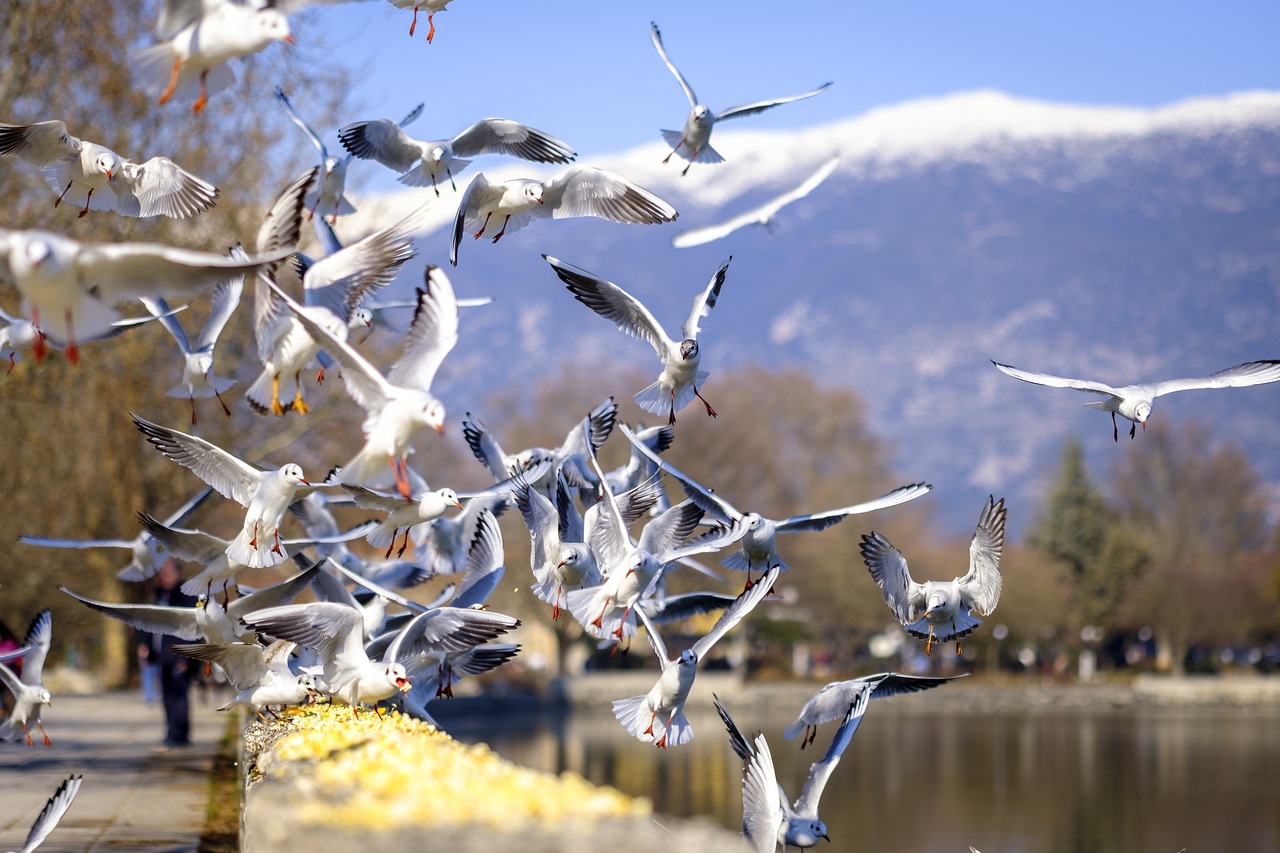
[0,227,287,366]
[783,671,968,748]
[343,484,463,559]
[246,194,422,417]
[613,566,779,749]
[384,0,456,42]
[262,266,458,499]
[672,156,840,248]
[715,692,868,852]
[171,640,314,718]
[339,115,576,197]
[649,21,832,176]
[239,601,415,709]
[545,256,730,424]
[19,486,214,582]
[131,1,294,114]
[863,495,1007,655]
[512,471,601,619]
[0,610,53,747]
[59,564,321,646]
[0,119,218,219]
[131,413,317,569]
[8,774,81,853]
[449,166,678,266]
[621,424,933,580]
[276,87,424,224]
[991,359,1280,442]
[140,250,245,425]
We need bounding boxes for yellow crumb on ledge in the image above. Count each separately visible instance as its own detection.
[264,703,651,830]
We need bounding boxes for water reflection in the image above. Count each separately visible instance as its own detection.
[447,705,1280,853]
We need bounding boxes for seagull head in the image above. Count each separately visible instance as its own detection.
[679,338,699,360]
[256,8,294,45]
[279,463,309,487]
[386,662,411,693]
[437,488,463,510]
[421,398,447,434]
[693,105,711,122]
[525,182,544,205]
[21,237,53,271]
[95,151,118,180]
[678,649,697,668]
[349,308,373,330]
[1134,402,1151,428]
[194,352,215,379]
[429,144,448,166]
[37,687,53,706]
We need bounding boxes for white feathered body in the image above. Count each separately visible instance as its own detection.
[612,653,697,747]
[225,466,307,569]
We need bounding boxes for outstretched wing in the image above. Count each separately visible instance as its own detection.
[860,531,927,627]
[716,81,833,122]
[957,495,1006,616]
[386,265,459,393]
[681,256,731,341]
[648,21,698,108]
[19,773,82,853]
[991,360,1123,397]
[131,413,263,506]
[775,482,933,534]
[690,566,778,659]
[1151,360,1280,397]
[792,686,870,818]
[544,255,676,360]
[451,118,576,163]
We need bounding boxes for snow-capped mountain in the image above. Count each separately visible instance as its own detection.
[349,90,1280,534]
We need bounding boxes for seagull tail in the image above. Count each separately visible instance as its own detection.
[244,369,277,415]
[610,695,653,742]
[660,711,694,747]
[633,381,669,417]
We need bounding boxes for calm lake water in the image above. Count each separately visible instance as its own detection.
[446,704,1280,853]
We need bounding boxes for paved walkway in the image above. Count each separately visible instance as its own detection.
[0,688,229,852]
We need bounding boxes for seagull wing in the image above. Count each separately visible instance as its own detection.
[544,255,676,361]
[451,119,576,163]
[19,609,52,684]
[618,424,742,525]
[542,166,677,224]
[793,687,870,818]
[633,600,670,665]
[172,642,268,691]
[448,508,505,610]
[741,733,786,853]
[860,531,927,627]
[775,482,933,534]
[957,496,1006,616]
[131,413,263,506]
[681,256,731,341]
[197,251,247,351]
[450,172,502,266]
[59,586,201,640]
[991,360,1123,397]
[1151,360,1280,397]
[338,119,423,173]
[648,21,698,108]
[0,120,80,167]
[690,566,778,659]
[275,87,330,159]
[113,156,219,219]
[77,241,285,303]
[716,82,833,122]
[303,205,422,321]
[386,265,459,392]
[19,774,82,853]
[135,512,228,562]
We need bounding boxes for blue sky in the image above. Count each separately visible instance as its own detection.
[295,0,1280,162]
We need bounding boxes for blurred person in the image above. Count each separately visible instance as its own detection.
[136,558,197,746]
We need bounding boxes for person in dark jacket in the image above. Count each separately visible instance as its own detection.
[136,558,198,746]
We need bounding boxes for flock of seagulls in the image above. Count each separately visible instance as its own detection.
[1,3,1277,851]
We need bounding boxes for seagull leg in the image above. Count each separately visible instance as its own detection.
[384,531,397,561]
[1111,412,1118,443]
[315,365,325,384]
[490,215,511,243]
[249,521,259,550]
[668,390,678,426]
[291,372,310,414]
[158,58,183,106]
[270,374,286,416]
[656,710,679,748]
[397,530,410,558]
[390,457,412,500]
[214,386,232,418]
[591,596,610,630]
[551,585,562,621]
[426,11,437,42]
[193,69,211,115]
[271,528,283,557]
[643,709,658,737]
[473,211,492,240]
[30,312,46,362]
[1130,421,1137,439]
[662,141,683,164]
[695,388,717,418]
[613,605,633,640]
[78,187,94,218]
[189,395,199,426]
[54,180,74,208]
[6,352,16,373]
[681,161,693,177]
[23,725,33,747]
[63,309,79,366]
[924,623,936,656]
[431,172,440,198]
[448,168,456,192]
[408,3,419,36]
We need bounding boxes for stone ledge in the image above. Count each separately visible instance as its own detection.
[240,704,741,853]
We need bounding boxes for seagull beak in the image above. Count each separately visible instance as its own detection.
[283,34,296,45]
[105,168,113,180]
[822,833,831,843]
[435,423,446,435]
[300,477,310,486]
[923,609,932,618]
[452,500,463,509]
[536,196,544,204]
[395,676,412,693]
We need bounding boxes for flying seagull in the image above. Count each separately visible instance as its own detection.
[649,21,831,176]
[992,359,1280,441]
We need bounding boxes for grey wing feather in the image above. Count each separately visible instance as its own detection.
[648,21,698,107]
[618,424,741,525]
[131,413,262,505]
[275,87,330,158]
[544,256,674,361]
[860,532,927,626]
[386,266,458,391]
[338,119,422,173]
[990,360,1123,396]
[59,586,200,640]
[716,82,833,122]
[0,120,79,166]
[957,495,1006,616]
[20,774,82,853]
[450,508,504,609]
[793,687,870,818]
[171,642,267,690]
[776,482,933,534]
[542,167,677,224]
[19,609,52,684]
[226,565,323,623]
[1152,359,1280,396]
[690,566,778,658]
[451,119,576,163]
[681,256,731,341]
[741,733,785,853]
